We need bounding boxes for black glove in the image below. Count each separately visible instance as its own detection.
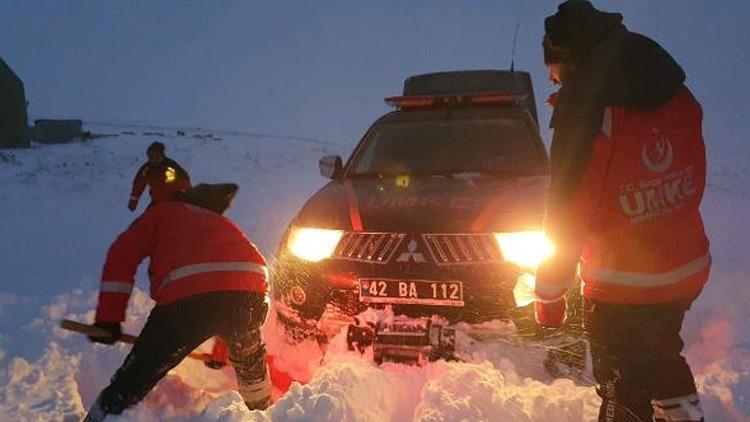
[88,321,122,345]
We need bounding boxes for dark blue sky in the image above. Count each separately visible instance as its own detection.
[1,1,748,154]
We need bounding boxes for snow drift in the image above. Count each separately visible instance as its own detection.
[0,123,748,420]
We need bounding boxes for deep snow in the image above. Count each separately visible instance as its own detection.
[0,123,748,421]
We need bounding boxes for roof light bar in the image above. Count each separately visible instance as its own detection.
[384,96,436,108]
[384,91,527,109]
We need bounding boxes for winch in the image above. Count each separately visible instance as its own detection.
[347,316,456,365]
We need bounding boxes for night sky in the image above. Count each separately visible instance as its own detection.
[2,1,748,156]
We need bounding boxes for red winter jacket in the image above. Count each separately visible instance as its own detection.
[95,202,268,322]
[537,88,710,304]
[130,158,191,205]
[536,29,709,306]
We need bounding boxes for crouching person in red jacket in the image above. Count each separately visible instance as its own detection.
[85,183,271,421]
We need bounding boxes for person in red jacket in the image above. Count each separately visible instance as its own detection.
[536,2,709,421]
[85,183,271,421]
[128,141,191,211]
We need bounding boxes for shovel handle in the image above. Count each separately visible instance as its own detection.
[60,319,138,343]
[59,319,220,364]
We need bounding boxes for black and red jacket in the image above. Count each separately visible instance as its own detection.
[95,202,268,322]
[536,28,710,305]
[130,158,191,205]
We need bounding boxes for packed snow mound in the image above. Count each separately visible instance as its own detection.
[0,286,603,421]
[1,123,749,420]
[0,343,83,421]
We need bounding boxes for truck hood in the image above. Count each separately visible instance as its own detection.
[294,173,549,233]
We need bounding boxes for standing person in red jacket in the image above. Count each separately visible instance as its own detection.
[85,184,271,421]
[535,1,709,421]
[128,141,191,211]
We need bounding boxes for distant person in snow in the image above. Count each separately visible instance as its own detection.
[85,183,271,421]
[534,1,710,421]
[128,141,191,211]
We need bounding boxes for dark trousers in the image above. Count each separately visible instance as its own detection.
[585,297,703,422]
[88,291,269,419]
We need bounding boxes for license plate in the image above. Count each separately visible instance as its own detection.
[359,278,464,307]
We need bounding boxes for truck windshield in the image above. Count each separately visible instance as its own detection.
[349,117,544,177]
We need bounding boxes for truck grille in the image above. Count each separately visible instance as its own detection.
[422,233,502,265]
[333,232,406,264]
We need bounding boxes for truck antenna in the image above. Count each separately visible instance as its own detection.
[510,22,520,72]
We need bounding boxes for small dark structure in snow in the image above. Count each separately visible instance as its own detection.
[29,119,88,144]
[0,56,30,148]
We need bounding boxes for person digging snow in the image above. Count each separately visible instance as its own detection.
[128,141,191,211]
[85,183,271,421]
[535,1,710,421]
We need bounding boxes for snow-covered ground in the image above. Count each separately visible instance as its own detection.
[0,123,748,421]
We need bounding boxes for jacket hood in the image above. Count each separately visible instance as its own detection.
[606,30,686,109]
[173,183,238,214]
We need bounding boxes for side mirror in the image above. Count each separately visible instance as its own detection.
[319,155,343,179]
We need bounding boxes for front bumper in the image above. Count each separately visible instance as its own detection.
[271,251,527,336]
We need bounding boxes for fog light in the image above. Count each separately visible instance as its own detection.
[289,286,307,306]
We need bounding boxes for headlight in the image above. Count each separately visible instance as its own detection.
[494,230,555,269]
[287,227,344,262]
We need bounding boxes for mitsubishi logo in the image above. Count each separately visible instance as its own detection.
[397,239,427,263]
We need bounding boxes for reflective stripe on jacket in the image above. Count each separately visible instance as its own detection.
[95,202,267,322]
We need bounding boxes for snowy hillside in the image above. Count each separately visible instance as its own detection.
[0,124,748,421]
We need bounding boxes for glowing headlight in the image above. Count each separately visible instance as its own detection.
[287,227,344,262]
[494,230,555,269]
